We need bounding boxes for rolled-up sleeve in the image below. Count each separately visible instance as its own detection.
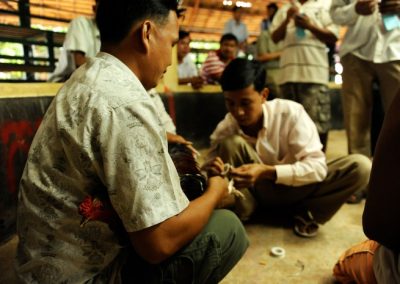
[330,0,359,26]
[275,109,327,187]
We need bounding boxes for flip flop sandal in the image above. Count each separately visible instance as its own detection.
[346,190,367,204]
[293,211,319,238]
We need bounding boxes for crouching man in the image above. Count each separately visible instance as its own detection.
[207,58,371,238]
[14,1,248,283]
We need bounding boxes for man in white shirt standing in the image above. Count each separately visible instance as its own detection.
[49,0,100,82]
[207,58,371,238]
[330,0,400,157]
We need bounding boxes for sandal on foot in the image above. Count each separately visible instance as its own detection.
[346,190,367,204]
[293,211,319,238]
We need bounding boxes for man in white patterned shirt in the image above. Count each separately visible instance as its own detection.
[15,0,248,283]
[207,58,371,238]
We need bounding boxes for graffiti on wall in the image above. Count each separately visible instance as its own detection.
[0,96,52,243]
[1,119,42,194]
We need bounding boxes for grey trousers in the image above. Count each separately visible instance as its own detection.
[341,54,400,156]
[119,209,249,284]
[214,135,371,223]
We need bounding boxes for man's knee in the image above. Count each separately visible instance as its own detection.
[217,135,247,153]
[209,210,249,280]
[209,209,249,249]
[348,154,372,183]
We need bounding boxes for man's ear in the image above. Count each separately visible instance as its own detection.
[141,21,153,54]
[260,88,269,101]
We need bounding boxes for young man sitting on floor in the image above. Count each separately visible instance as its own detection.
[206,58,371,238]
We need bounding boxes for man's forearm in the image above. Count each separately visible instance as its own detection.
[307,25,338,45]
[272,19,289,43]
[129,178,226,264]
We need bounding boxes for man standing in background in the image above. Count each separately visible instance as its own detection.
[330,0,400,157]
[256,2,282,99]
[271,0,339,151]
[260,3,279,32]
[223,6,249,52]
[49,0,100,82]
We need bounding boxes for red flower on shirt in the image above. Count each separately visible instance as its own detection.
[78,195,129,245]
[78,195,117,227]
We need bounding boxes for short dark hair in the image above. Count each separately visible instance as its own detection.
[232,6,241,13]
[96,0,183,44]
[220,58,266,93]
[220,33,239,45]
[267,3,278,11]
[179,30,190,40]
[267,3,278,21]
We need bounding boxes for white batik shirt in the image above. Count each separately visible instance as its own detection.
[15,52,189,283]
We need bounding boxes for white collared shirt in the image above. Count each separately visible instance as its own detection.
[148,88,176,134]
[330,0,400,63]
[210,99,327,186]
[178,54,198,79]
[49,16,101,82]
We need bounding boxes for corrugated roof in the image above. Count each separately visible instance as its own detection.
[0,0,292,41]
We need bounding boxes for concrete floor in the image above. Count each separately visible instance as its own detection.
[0,130,367,283]
[220,130,367,284]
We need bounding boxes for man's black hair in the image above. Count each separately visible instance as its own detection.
[267,3,278,11]
[220,58,266,93]
[220,33,239,45]
[267,3,279,22]
[232,6,241,13]
[96,0,183,44]
[179,30,190,40]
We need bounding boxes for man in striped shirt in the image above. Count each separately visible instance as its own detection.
[200,33,239,84]
[271,0,339,151]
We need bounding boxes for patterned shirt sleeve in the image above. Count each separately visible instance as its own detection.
[96,90,188,232]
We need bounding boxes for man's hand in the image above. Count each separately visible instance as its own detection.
[231,163,276,189]
[190,76,204,90]
[286,6,299,22]
[379,0,400,14]
[166,133,200,157]
[355,0,378,15]
[294,14,312,30]
[207,175,229,201]
[201,156,225,177]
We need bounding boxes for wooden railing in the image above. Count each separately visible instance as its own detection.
[0,24,65,79]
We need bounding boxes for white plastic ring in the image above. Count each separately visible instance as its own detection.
[270,246,285,258]
[221,163,232,177]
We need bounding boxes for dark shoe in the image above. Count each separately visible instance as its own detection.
[293,210,319,238]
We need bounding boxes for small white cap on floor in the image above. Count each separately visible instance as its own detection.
[270,246,285,258]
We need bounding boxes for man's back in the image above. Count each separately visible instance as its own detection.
[16,53,188,283]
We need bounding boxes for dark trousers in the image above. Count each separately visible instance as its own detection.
[213,135,371,223]
[121,210,249,284]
